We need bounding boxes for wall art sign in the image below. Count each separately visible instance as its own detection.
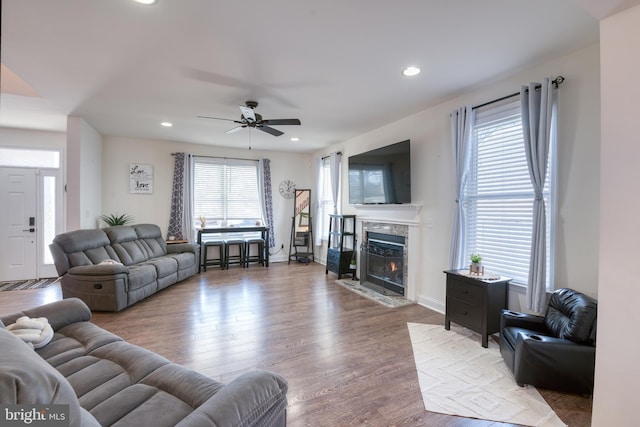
[129,163,153,194]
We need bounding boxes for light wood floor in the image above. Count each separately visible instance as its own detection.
[0,262,592,426]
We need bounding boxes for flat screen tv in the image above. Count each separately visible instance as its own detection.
[348,139,411,204]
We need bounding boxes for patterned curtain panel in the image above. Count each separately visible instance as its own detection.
[168,153,186,240]
[262,158,276,248]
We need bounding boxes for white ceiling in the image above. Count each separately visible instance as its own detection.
[0,0,622,153]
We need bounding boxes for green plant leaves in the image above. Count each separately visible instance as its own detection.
[100,213,133,226]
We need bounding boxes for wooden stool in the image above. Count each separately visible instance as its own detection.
[244,237,265,267]
[224,239,246,268]
[203,240,225,271]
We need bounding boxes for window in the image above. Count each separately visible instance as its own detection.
[193,157,264,229]
[0,148,60,168]
[463,98,556,288]
[315,153,342,240]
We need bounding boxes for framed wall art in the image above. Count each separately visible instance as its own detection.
[129,163,153,194]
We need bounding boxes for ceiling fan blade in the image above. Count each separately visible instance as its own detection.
[225,125,245,134]
[258,125,284,137]
[197,115,238,122]
[239,106,256,122]
[262,119,301,126]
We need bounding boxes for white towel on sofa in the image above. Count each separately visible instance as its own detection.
[6,316,54,349]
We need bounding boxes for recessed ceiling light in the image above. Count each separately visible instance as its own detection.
[160,122,173,127]
[133,0,157,5]
[402,66,421,77]
[290,137,299,142]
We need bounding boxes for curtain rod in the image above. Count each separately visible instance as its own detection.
[171,153,258,162]
[321,151,342,160]
[472,76,565,111]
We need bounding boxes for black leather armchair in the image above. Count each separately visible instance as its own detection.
[499,288,597,394]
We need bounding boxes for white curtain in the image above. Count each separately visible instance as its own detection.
[184,155,194,242]
[314,156,324,246]
[314,152,342,246]
[329,152,342,214]
[449,106,474,270]
[521,78,555,313]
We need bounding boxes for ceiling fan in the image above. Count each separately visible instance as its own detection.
[198,101,301,137]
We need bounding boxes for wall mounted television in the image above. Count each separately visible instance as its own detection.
[348,139,411,204]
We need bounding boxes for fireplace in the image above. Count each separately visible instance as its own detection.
[361,232,406,296]
[355,207,421,302]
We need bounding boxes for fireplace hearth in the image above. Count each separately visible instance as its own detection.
[361,232,405,295]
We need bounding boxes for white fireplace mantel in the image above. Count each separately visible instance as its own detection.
[351,203,422,225]
[354,204,422,302]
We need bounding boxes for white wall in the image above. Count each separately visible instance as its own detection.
[0,127,66,150]
[592,5,640,426]
[66,117,102,230]
[101,136,313,263]
[317,44,601,312]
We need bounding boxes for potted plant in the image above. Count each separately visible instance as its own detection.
[470,253,483,274]
[100,213,133,227]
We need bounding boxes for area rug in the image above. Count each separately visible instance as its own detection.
[336,279,415,308]
[0,277,59,292]
[407,323,566,427]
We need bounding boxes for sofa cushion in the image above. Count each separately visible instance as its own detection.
[36,321,229,427]
[0,328,96,427]
[126,264,158,291]
[134,224,168,259]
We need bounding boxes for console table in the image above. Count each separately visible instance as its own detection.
[197,227,270,272]
[443,270,511,348]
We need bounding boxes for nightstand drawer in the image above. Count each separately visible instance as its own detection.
[446,298,482,328]
[447,279,482,304]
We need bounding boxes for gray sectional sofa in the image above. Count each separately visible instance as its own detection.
[0,298,288,426]
[49,224,199,312]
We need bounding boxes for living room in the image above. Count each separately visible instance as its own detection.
[2,1,640,426]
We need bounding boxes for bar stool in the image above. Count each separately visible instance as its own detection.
[203,240,225,271]
[224,238,246,268]
[244,237,266,267]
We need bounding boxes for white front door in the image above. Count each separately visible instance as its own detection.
[0,168,60,280]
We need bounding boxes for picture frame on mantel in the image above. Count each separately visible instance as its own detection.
[129,163,153,194]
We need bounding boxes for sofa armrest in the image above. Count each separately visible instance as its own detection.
[166,243,198,254]
[68,264,129,276]
[1,298,91,331]
[176,370,288,427]
[500,309,545,332]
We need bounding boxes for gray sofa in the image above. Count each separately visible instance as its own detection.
[0,298,288,427]
[49,224,199,312]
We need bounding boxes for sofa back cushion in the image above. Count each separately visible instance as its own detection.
[49,224,169,273]
[544,288,598,345]
[50,229,118,275]
[133,224,167,258]
[103,225,166,266]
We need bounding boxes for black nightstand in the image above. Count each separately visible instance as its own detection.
[444,270,511,348]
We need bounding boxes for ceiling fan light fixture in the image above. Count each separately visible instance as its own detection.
[402,66,421,77]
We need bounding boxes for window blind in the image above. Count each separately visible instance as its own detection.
[193,157,263,227]
[463,98,553,286]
